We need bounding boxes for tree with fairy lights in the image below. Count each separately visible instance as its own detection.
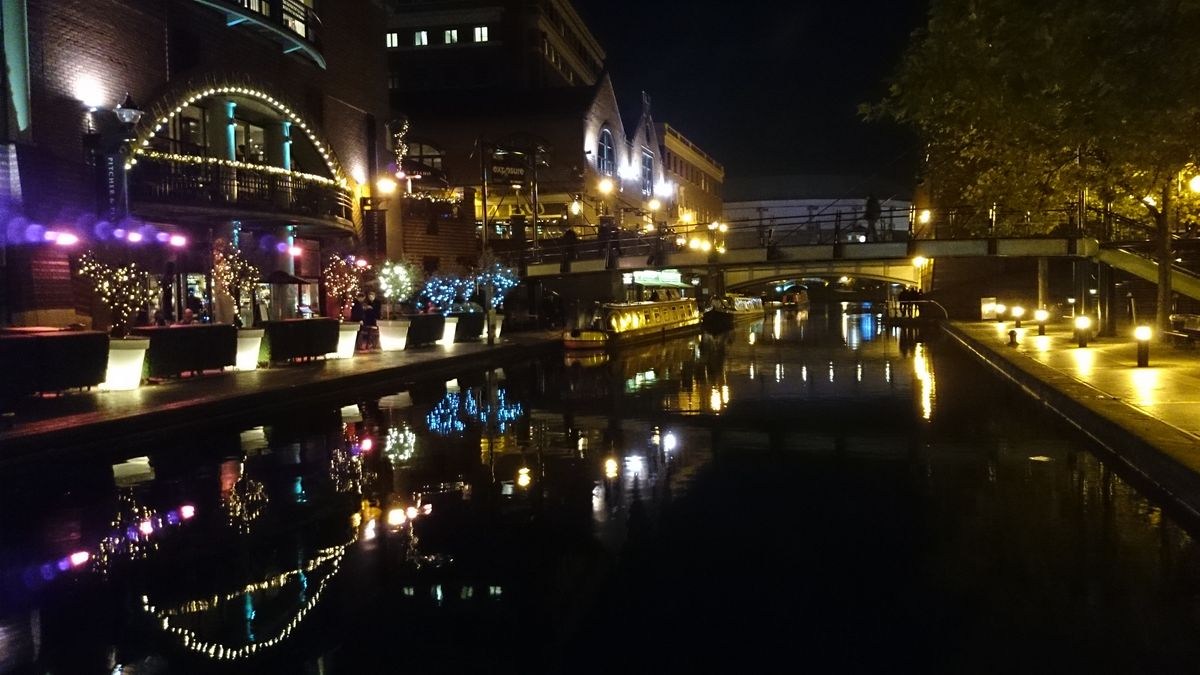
[211,241,261,327]
[474,260,518,310]
[76,251,158,336]
[376,260,422,316]
[322,253,364,319]
[420,273,471,313]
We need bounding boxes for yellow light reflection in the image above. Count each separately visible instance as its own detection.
[709,387,723,412]
[1032,335,1052,353]
[604,458,619,479]
[1131,368,1160,406]
[1070,348,1095,378]
[914,343,935,420]
[773,311,782,340]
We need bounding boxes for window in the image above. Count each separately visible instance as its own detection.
[388,74,401,89]
[597,129,614,176]
[473,25,489,42]
[641,150,653,196]
[411,143,444,171]
[386,32,399,48]
[414,30,428,46]
[444,29,458,44]
[234,120,266,164]
[153,104,207,155]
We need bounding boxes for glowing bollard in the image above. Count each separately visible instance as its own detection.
[439,316,458,346]
[1135,325,1152,367]
[1008,329,1018,346]
[234,329,264,371]
[1034,309,1049,336]
[995,303,1007,323]
[1075,314,1092,348]
[328,323,358,359]
[100,338,150,391]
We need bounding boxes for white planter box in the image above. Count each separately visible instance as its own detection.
[377,318,411,352]
[234,328,265,371]
[328,323,360,359]
[439,316,458,346]
[100,337,150,391]
[479,313,505,341]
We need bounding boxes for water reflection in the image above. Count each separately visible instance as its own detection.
[2,305,1200,671]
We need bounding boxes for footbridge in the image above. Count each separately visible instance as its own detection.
[523,235,1200,303]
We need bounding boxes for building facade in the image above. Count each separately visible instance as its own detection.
[384,0,605,93]
[657,123,724,240]
[1,0,389,327]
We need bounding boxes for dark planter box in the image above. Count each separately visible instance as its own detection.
[132,324,237,378]
[403,314,446,348]
[0,331,109,398]
[260,318,340,364]
[451,312,485,342]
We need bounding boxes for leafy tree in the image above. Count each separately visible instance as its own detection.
[870,0,1200,327]
[76,251,157,336]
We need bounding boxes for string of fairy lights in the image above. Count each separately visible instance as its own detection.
[377,260,419,303]
[142,533,356,661]
[322,254,364,316]
[76,251,158,330]
[212,240,261,299]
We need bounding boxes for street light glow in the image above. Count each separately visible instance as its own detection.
[1135,325,1153,341]
[597,178,614,195]
[648,198,661,211]
[570,200,582,215]
[918,209,932,224]
[912,256,927,267]
[1190,175,1200,193]
[376,177,397,194]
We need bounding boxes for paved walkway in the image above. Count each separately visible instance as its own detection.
[1,334,558,460]
[948,320,1200,518]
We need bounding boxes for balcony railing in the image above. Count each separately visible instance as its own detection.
[130,155,353,225]
[193,0,324,67]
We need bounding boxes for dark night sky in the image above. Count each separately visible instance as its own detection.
[574,0,928,186]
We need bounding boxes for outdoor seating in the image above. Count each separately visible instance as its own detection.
[259,318,340,364]
[0,330,109,398]
[452,312,486,342]
[403,314,446,348]
[132,324,237,378]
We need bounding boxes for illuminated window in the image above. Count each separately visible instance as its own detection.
[597,129,614,176]
[474,26,489,42]
[444,29,458,44]
[410,143,444,171]
[386,32,399,48]
[414,30,428,46]
[641,150,653,195]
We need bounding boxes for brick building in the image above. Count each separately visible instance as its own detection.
[0,0,389,327]
[658,123,725,241]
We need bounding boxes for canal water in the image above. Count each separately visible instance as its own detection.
[3,305,1200,673]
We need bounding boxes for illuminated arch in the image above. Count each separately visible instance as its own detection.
[129,80,346,183]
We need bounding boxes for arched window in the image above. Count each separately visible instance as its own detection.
[597,128,614,176]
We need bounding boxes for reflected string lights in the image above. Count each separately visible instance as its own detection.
[426,387,525,436]
[142,531,358,662]
[384,424,417,466]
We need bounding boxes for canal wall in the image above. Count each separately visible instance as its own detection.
[942,322,1200,522]
[0,338,560,462]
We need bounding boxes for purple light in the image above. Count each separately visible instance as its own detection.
[39,564,55,581]
[155,231,170,243]
[23,223,45,243]
[180,504,196,520]
[289,246,302,257]
[127,231,144,243]
[69,551,91,567]
[275,242,289,253]
[113,228,127,240]
[94,221,113,240]
[138,520,154,536]
[55,233,79,246]
[169,234,187,248]
[43,231,59,242]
